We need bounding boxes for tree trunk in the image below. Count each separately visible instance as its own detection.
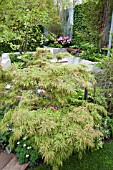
[99,0,109,48]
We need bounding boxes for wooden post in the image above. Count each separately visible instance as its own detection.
[84,88,88,100]
[93,85,96,103]
[107,11,113,56]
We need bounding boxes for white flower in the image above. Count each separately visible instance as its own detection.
[9,128,13,131]
[108,93,111,97]
[5,84,11,89]
[104,119,108,125]
[17,142,20,145]
[23,136,27,140]
[26,154,29,158]
[105,130,109,133]
[27,146,32,149]
[37,89,45,94]
[23,144,26,147]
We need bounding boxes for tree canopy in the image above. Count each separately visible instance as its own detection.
[0,0,62,52]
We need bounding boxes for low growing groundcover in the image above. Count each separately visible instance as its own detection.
[28,140,113,170]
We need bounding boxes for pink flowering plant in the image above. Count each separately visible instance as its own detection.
[54,36,72,48]
[44,34,72,48]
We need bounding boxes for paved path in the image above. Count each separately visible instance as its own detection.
[0,151,28,170]
[50,56,102,73]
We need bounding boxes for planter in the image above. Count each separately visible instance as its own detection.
[44,46,67,55]
[1,53,11,70]
[1,52,36,70]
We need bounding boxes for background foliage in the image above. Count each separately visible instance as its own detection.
[0,0,61,53]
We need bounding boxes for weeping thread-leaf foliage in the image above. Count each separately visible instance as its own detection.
[0,57,107,170]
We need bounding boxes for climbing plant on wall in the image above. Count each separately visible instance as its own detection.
[73,2,102,48]
[73,0,113,48]
[72,0,112,48]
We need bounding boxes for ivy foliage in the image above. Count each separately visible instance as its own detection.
[72,1,105,48]
[0,52,107,170]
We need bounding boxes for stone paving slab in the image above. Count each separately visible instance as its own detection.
[68,56,102,73]
[2,156,29,170]
[0,151,15,170]
[0,151,29,170]
[50,55,102,73]
[44,46,67,55]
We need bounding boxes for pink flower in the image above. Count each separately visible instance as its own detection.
[64,36,69,40]
[18,96,22,99]
[58,36,63,41]
[53,105,58,110]
[67,38,71,42]
[37,89,45,94]
[57,36,72,46]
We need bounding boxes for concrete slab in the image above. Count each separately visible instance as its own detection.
[44,46,67,55]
